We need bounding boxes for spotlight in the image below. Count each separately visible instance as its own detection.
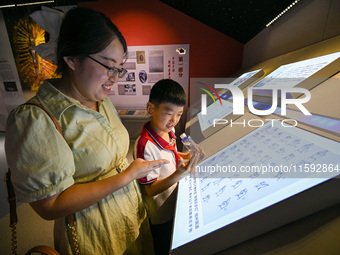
[266,0,301,27]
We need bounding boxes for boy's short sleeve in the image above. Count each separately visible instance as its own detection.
[136,133,178,186]
[136,137,159,184]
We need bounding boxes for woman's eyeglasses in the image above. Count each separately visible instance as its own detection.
[87,55,127,78]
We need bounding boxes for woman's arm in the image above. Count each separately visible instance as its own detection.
[30,158,168,220]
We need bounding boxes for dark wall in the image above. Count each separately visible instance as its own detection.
[79,0,244,79]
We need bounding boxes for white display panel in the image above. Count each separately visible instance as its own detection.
[252,52,340,90]
[171,121,340,253]
[227,68,264,89]
[197,99,233,132]
[0,12,24,131]
[194,70,264,138]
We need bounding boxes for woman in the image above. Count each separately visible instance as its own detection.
[5,7,168,254]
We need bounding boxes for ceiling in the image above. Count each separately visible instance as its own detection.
[1,0,301,44]
[159,0,301,44]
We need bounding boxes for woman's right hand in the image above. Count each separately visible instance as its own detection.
[126,158,170,180]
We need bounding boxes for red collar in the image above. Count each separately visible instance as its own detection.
[141,121,181,166]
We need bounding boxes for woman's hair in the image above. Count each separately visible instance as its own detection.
[56,7,127,75]
[149,79,186,106]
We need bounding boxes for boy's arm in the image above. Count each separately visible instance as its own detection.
[144,154,199,196]
[144,166,184,196]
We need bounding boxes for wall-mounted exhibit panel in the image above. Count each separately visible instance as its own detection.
[109,44,189,110]
[0,12,24,131]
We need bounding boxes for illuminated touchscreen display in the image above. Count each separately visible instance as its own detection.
[253,52,340,89]
[171,120,340,252]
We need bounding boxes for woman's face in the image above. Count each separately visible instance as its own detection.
[67,38,125,109]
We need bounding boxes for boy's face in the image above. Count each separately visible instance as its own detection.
[148,102,184,136]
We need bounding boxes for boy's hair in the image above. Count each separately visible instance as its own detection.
[149,79,186,106]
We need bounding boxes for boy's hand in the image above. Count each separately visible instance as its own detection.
[196,144,206,162]
[178,151,190,160]
[176,152,199,175]
[179,145,205,163]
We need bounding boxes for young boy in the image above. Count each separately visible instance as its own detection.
[135,79,197,254]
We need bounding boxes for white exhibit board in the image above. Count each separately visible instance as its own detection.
[171,120,340,254]
[197,99,233,133]
[195,70,263,138]
[225,68,264,90]
[0,11,24,131]
[251,52,340,100]
[109,44,189,109]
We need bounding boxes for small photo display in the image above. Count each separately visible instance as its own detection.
[118,84,136,95]
[137,51,146,64]
[142,85,152,95]
[126,72,135,82]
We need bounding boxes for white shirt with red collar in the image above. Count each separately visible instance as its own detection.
[136,121,181,224]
